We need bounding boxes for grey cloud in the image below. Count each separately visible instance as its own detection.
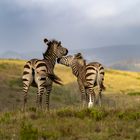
[0,0,140,54]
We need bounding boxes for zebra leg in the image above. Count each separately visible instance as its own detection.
[22,83,30,111]
[87,88,96,108]
[78,80,86,107]
[45,84,52,111]
[36,86,44,110]
[98,87,102,107]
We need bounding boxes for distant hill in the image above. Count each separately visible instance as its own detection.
[78,45,140,65]
[0,51,24,59]
[1,45,140,71]
[0,50,42,60]
[71,45,140,71]
[110,59,140,72]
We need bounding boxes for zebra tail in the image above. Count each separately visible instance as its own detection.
[97,70,106,91]
[47,73,63,85]
[101,83,106,91]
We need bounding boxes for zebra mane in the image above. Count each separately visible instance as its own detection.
[43,39,60,58]
[74,53,86,66]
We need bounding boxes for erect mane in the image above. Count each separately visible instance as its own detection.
[43,39,59,58]
[47,39,59,46]
[74,53,86,66]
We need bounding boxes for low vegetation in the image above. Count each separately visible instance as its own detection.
[0,59,140,139]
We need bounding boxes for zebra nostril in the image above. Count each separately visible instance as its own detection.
[57,58,61,63]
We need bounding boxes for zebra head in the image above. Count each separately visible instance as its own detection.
[57,53,86,67]
[57,55,74,66]
[43,38,68,58]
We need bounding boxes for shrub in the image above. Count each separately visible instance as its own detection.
[57,108,76,117]
[90,108,108,121]
[118,111,140,120]
[127,92,140,96]
[20,122,38,140]
[0,112,11,124]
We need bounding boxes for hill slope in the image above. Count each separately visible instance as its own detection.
[0,59,140,111]
[0,59,140,140]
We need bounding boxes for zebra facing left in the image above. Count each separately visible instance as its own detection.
[22,38,68,111]
[57,53,105,108]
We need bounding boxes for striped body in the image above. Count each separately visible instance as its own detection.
[85,62,105,107]
[57,53,105,108]
[22,38,68,111]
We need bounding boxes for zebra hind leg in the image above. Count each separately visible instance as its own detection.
[98,88,102,107]
[22,83,30,112]
[45,85,52,112]
[36,87,45,111]
[78,80,86,107]
[87,88,96,108]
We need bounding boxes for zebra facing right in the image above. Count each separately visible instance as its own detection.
[57,53,105,108]
[22,38,68,111]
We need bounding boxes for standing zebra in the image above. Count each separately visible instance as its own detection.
[22,38,68,111]
[57,53,105,108]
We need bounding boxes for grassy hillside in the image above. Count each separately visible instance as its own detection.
[0,59,140,140]
[0,59,140,110]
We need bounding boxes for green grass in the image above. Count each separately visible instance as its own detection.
[127,92,140,96]
[0,107,140,140]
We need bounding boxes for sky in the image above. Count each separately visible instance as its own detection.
[0,0,140,54]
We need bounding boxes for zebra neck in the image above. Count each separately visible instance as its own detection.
[72,68,79,77]
[43,53,57,68]
[72,63,85,77]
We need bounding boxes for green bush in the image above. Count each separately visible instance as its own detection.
[90,108,108,121]
[20,122,38,140]
[57,108,76,117]
[0,112,11,124]
[118,111,140,120]
[40,131,60,140]
[127,92,140,96]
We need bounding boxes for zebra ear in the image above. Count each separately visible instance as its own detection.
[58,41,61,46]
[75,53,83,59]
[44,38,48,44]
[42,53,45,58]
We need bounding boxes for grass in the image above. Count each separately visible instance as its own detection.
[0,107,140,140]
[0,59,140,139]
[0,59,140,93]
[127,92,140,96]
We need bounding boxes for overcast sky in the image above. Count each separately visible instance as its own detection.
[0,0,140,53]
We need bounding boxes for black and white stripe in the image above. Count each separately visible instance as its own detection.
[57,53,105,108]
[22,38,68,111]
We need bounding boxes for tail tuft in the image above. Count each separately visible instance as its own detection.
[101,83,106,91]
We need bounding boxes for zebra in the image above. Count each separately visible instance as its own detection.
[57,53,105,108]
[22,38,68,111]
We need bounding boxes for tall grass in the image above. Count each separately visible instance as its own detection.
[0,107,140,140]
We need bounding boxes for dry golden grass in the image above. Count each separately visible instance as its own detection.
[54,64,76,84]
[105,69,140,94]
[0,59,140,94]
